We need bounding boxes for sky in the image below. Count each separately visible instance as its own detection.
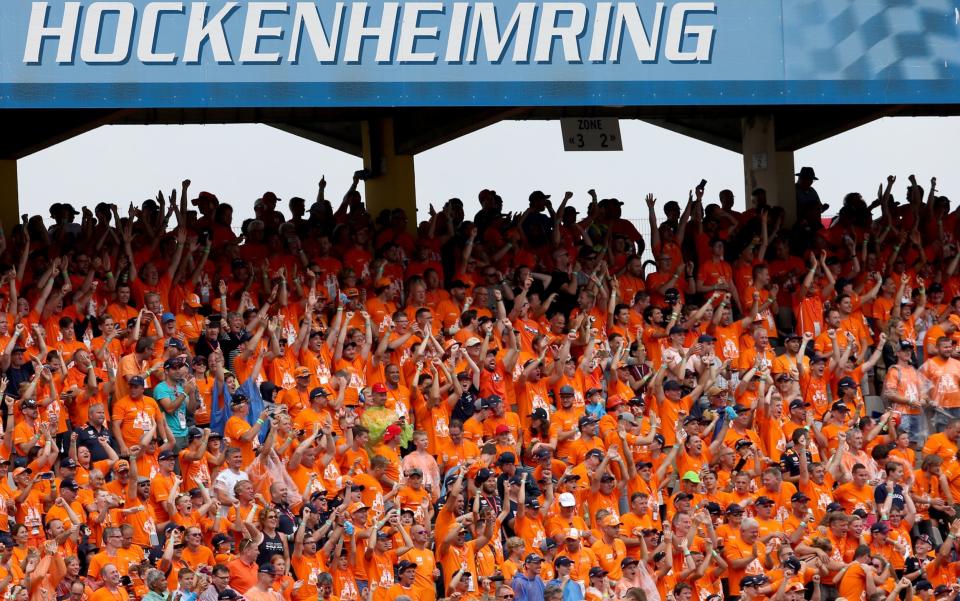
[16,116,960,228]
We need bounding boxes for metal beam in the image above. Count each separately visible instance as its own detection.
[267,123,363,157]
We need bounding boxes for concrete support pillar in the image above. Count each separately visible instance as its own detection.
[361,118,417,233]
[741,116,795,224]
[0,161,18,236]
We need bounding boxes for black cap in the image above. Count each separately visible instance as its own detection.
[725,503,744,514]
[474,468,493,485]
[578,415,599,429]
[59,457,78,469]
[783,557,802,573]
[754,495,774,506]
[529,408,548,421]
[20,399,38,409]
[218,591,242,601]
[524,553,544,564]
[163,358,183,370]
[187,427,204,440]
[837,376,857,390]
[309,387,330,399]
[585,449,604,460]
[258,565,275,575]
[554,556,574,568]
[668,326,687,336]
[497,452,516,465]
[789,399,810,410]
[791,492,810,503]
[915,580,933,592]
[230,393,248,405]
[396,559,416,573]
[662,380,682,391]
[159,450,176,461]
[620,557,640,568]
[60,477,80,491]
[697,334,716,343]
[898,340,915,351]
[704,502,722,515]
[589,567,608,579]
[831,401,850,413]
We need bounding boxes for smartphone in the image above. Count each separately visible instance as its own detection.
[40,472,54,480]
[697,179,707,191]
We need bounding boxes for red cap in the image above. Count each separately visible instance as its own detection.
[383,424,402,442]
[495,424,510,435]
[606,395,624,409]
[372,383,387,394]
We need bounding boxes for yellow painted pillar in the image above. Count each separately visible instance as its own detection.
[0,161,19,235]
[361,118,418,233]
[741,116,795,224]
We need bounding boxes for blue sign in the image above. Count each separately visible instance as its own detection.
[3,0,960,107]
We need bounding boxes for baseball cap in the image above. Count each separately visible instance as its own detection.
[184,294,202,308]
[668,326,687,336]
[371,383,387,394]
[601,515,621,527]
[558,493,576,508]
[662,380,682,391]
[563,528,580,540]
[158,450,176,461]
[59,457,78,469]
[585,448,604,460]
[524,553,543,564]
[589,567,608,579]
[898,340,915,350]
[187,427,204,441]
[529,408,548,421]
[554,556,574,568]
[791,492,810,503]
[218,591,242,601]
[494,424,510,435]
[20,398,37,410]
[396,559,416,573]
[754,495,775,506]
[681,471,701,483]
[294,366,311,378]
[383,424,402,443]
[558,385,575,396]
[497,452,516,465]
[837,376,858,390]
[831,401,851,413]
[606,395,624,409]
[464,337,482,347]
[309,387,330,399]
[128,376,146,388]
[697,334,716,343]
[60,477,80,491]
[258,564,275,575]
[621,557,640,568]
[725,503,744,514]
[11,467,31,478]
[578,415,599,429]
[789,399,810,410]
[474,468,493,485]
[161,312,176,323]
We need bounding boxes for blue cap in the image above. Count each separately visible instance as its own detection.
[161,312,176,323]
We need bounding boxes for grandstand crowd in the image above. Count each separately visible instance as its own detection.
[2,168,960,601]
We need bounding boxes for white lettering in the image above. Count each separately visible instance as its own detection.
[289,1,346,63]
[443,2,470,62]
[184,1,239,64]
[80,2,136,63]
[138,2,184,64]
[240,2,289,64]
[397,3,443,63]
[534,3,586,63]
[609,1,663,62]
[664,2,715,62]
[344,2,400,63]
[588,2,612,62]
[466,2,536,63]
[24,2,82,64]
